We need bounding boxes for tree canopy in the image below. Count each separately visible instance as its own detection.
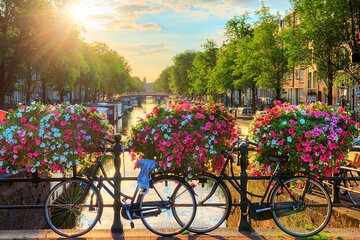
[0,0,143,108]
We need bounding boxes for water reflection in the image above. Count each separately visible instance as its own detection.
[95,100,158,229]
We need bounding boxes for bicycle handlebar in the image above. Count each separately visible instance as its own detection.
[227,138,258,153]
[103,138,115,144]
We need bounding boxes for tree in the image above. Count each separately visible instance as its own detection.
[152,66,172,93]
[43,14,85,102]
[208,42,237,106]
[221,13,254,106]
[75,42,101,102]
[169,50,197,96]
[188,40,218,97]
[128,76,145,92]
[233,36,259,110]
[252,5,290,100]
[288,0,356,104]
[225,14,253,40]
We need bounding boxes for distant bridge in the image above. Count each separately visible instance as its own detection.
[119,92,171,98]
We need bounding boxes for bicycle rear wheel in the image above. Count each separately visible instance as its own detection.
[270,176,332,237]
[138,175,196,236]
[187,174,231,233]
[44,179,103,238]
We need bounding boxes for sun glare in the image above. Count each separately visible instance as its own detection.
[67,3,93,22]
[65,2,113,29]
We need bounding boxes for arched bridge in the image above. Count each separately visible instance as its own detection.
[119,92,171,98]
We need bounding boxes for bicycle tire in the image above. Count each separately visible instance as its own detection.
[270,176,332,237]
[343,166,360,206]
[138,175,196,236]
[187,174,231,233]
[44,178,103,238]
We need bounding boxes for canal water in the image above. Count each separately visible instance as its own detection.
[96,99,158,229]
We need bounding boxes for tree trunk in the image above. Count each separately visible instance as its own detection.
[59,91,64,102]
[41,80,46,104]
[239,89,242,106]
[252,85,257,112]
[327,58,334,105]
[327,83,333,105]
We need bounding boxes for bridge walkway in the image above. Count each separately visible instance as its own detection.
[0,228,360,240]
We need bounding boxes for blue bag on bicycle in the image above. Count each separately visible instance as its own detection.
[137,159,157,194]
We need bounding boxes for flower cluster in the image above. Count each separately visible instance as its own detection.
[127,102,238,178]
[249,101,359,176]
[0,103,112,174]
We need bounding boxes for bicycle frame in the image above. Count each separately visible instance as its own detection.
[79,146,185,220]
[80,146,140,217]
[205,149,314,215]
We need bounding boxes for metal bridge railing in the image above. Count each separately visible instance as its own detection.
[0,136,359,233]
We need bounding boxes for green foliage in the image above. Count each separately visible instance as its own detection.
[209,42,237,94]
[169,50,197,95]
[189,40,218,96]
[225,14,253,40]
[0,0,139,107]
[152,66,172,93]
[287,0,358,104]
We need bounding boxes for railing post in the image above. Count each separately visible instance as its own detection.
[332,173,341,204]
[238,142,251,231]
[111,134,123,233]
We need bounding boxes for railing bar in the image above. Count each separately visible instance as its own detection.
[0,205,44,209]
[0,177,139,183]
[339,166,360,173]
[2,202,358,210]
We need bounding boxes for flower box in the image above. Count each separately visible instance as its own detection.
[0,103,112,174]
[127,102,238,178]
[249,101,359,176]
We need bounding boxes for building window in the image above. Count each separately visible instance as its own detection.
[296,68,304,84]
[308,72,312,89]
[299,88,304,103]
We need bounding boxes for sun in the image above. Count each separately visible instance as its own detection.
[66,3,94,23]
[65,1,113,29]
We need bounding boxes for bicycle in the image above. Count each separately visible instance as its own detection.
[44,137,197,238]
[187,138,332,238]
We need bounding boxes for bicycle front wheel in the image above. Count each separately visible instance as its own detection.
[44,179,103,238]
[270,176,332,237]
[138,175,196,236]
[188,174,231,233]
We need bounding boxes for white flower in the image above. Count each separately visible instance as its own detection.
[299,119,305,124]
[287,136,292,142]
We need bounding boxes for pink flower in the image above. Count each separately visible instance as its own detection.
[204,122,212,131]
[195,113,205,119]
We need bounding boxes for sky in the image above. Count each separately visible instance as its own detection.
[68,0,292,82]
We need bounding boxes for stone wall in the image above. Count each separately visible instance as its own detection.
[0,172,51,229]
